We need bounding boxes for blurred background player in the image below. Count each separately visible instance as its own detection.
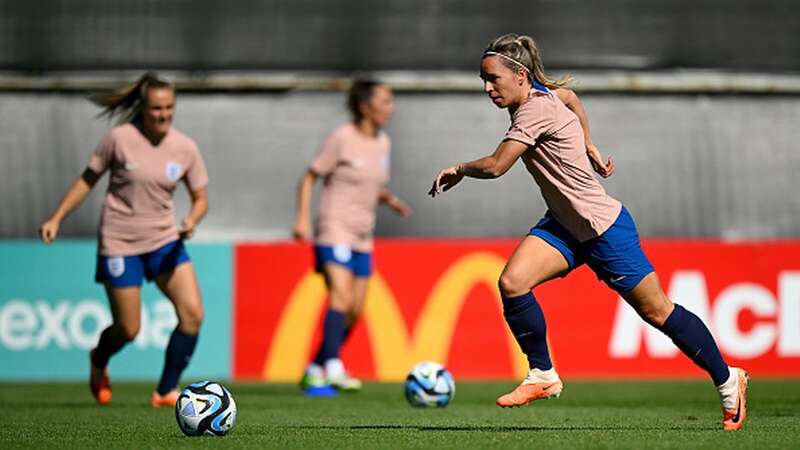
[429,34,748,431]
[39,72,209,408]
[293,80,412,393]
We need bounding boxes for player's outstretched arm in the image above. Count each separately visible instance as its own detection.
[379,189,412,217]
[292,169,318,241]
[429,139,528,197]
[554,88,615,178]
[39,168,100,244]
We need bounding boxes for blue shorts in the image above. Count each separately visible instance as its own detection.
[95,239,190,288]
[529,206,655,293]
[314,244,372,278]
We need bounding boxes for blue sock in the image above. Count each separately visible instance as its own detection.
[92,326,128,369]
[312,309,347,366]
[502,292,553,371]
[157,329,198,395]
[342,321,356,344]
[658,304,729,386]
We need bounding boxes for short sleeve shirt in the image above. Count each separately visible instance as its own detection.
[504,87,621,241]
[310,123,391,252]
[88,123,208,256]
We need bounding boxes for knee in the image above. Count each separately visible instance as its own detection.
[329,290,354,312]
[179,305,204,334]
[115,321,140,342]
[347,307,361,324]
[639,299,674,328]
[498,271,530,298]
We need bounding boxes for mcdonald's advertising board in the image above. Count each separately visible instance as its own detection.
[234,239,800,382]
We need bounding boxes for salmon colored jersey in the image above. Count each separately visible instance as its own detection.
[87,123,208,256]
[310,123,391,252]
[504,87,621,242]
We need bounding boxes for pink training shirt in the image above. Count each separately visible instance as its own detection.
[310,123,391,252]
[504,88,621,242]
[87,123,209,256]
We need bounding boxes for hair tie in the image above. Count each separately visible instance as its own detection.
[483,51,530,73]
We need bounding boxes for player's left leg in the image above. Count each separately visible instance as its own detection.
[345,250,372,336]
[592,206,747,430]
[622,274,748,431]
[152,261,204,407]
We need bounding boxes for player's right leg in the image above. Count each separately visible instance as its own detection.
[496,233,571,408]
[302,257,356,393]
[91,254,144,405]
[91,285,142,405]
[321,274,370,392]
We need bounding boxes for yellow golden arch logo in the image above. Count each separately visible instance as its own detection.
[263,252,530,381]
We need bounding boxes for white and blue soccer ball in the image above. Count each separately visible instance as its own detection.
[404,361,455,408]
[175,381,237,436]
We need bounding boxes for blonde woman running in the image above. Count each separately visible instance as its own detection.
[430,34,747,431]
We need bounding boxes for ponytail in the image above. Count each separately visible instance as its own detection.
[483,33,572,89]
[89,71,174,124]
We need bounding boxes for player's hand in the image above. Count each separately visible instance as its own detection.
[586,143,614,178]
[292,219,311,242]
[388,197,412,218]
[179,216,196,239]
[429,165,464,197]
[39,219,60,244]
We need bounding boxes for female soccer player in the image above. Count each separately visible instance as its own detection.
[429,34,748,431]
[293,80,411,392]
[39,72,209,408]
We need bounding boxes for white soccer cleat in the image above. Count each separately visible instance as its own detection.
[328,373,363,392]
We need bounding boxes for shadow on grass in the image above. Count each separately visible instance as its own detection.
[287,424,719,432]
[0,400,157,410]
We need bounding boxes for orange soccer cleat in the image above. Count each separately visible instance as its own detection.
[722,368,749,431]
[89,351,112,406]
[496,369,563,408]
[151,390,180,408]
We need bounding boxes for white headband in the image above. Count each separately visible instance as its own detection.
[483,51,531,73]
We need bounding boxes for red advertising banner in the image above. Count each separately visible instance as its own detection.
[233,239,800,381]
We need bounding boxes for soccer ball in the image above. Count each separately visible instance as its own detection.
[404,361,455,407]
[175,381,237,436]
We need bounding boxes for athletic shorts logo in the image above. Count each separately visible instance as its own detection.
[165,162,183,182]
[332,244,352,263]
[107,256,125,278]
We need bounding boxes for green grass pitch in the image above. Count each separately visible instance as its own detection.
[1,380,798,449]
